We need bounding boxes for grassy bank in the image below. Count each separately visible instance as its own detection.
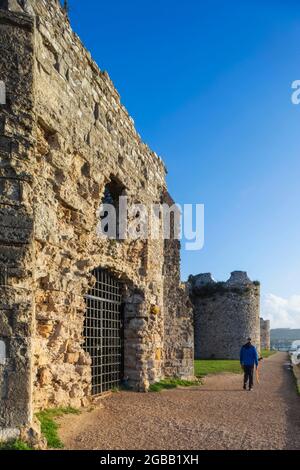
[292,364,300,396]
[195,360,242,377]
[0,440,32,451]
[149,378,200,392]
[261,350,277,359]
[36,407,80,449]
[195,350,277,378]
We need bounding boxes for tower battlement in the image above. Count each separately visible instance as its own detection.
[190,271,256,288]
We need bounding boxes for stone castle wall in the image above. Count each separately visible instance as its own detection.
[260,318,270,351]
[189,272,261,360]
[31,0,167,409]
[0,0,194,439]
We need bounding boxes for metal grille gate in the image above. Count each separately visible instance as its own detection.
[84,269,123,395]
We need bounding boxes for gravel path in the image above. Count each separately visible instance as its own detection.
[59,352,300,450]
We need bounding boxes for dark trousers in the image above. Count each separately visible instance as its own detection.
[243,365,254,389]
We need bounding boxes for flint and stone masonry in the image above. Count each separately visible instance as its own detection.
[189,271,261,360]
[0,0,194,443]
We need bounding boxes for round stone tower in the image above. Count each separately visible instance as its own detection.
[189,271,261,360]
[260,318,271,351]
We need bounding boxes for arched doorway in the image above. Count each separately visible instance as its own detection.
[83,268,124,395]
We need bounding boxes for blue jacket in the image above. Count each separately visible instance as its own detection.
[240,344,259,367]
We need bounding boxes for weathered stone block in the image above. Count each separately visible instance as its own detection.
[155,348,162,361]
[65,352,79,364]
[0,135,12,152]
[150,305,160,316]
[0,311,12,336]
[0,117,6,135]
[0,178,21,202]
[38,367,52,387]
[37,321,54,339]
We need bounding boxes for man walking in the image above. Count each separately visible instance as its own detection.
[240,338,259,391]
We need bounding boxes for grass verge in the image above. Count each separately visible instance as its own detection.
[149,378,200,393]
[195,351,277,378]
[261,350,277,359]
[195,359,242,378]
[36,407,80,449]
[0,440,32,451]
[291,364,300,396]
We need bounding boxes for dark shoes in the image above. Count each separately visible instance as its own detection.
[243,384,253,391]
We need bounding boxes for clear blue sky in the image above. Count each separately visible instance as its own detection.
[67,1,300,320]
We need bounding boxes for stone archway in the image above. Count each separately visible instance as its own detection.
[83,268,123,395]
[83,267,150,395]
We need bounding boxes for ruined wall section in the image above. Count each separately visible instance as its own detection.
[260,318,270,351]
[0,0,194,419]
[28,0,167,405]
[189,272,260,360]
[0,8,35,438]
[162,192,194,380]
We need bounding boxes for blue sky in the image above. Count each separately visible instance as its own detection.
[68,0,300,327]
